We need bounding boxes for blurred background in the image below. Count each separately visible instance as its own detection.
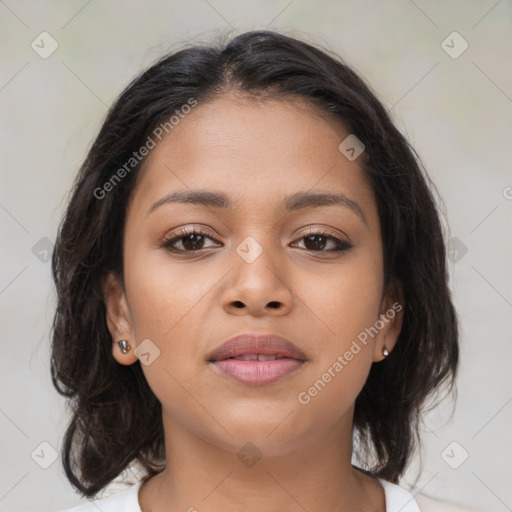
[1,1,511,511]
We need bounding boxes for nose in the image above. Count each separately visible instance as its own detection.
[221,238,294,317]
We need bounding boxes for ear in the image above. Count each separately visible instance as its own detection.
[102,271,138,366]
[372,278,404,362]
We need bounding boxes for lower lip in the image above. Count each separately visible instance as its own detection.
[211,358,304,386]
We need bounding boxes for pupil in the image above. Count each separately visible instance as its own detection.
[306,235,326,250]
[183,234,203,250]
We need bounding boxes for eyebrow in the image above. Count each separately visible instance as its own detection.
[146,189,367,224]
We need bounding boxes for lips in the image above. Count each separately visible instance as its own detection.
[208,333,307,386]
[208,333,307,362]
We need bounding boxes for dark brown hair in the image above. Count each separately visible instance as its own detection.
[51,29,459,497]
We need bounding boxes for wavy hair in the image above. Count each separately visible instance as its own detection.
[51,29,459,497]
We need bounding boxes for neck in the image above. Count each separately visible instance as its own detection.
[138,410,385,512]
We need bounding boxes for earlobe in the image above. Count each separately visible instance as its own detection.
[113,339,138,366]
[102,271,138,365]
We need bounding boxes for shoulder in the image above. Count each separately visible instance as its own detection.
[378,478,480,512]
[415,492,482,512]
[60,482,143,512]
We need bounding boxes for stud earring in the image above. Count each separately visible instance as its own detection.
[117,340,131,354]
[382,346,389,357]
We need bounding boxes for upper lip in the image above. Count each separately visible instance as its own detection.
[208,334,307,362]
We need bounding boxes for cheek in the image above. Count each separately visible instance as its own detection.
[295,355,371,433]
[297,274,379,421]
[124,245,217,339]
[304,253,383,347]
[123,246,223,394]
[122,251,203,410]
[295,251,382,407]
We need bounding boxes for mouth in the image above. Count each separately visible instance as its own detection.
[208,333,307,386]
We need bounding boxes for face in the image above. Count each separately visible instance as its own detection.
[103,93,403,456]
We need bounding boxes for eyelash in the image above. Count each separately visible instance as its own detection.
[160,227,352,254]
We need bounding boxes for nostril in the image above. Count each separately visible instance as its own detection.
[267,301,280,309]
[233,301,245,308]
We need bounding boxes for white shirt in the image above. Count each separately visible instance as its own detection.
[61,478,477,512]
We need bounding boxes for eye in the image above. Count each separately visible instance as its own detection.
[161,227,222,252]
[291,229,352,253]
[160,227,352,254]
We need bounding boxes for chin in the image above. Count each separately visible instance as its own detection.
[205,412,310,455]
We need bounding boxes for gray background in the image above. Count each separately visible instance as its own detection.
[1,1,511,511]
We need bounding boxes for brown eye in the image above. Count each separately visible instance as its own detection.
[181,233,206,251]
[303,234,328,251]
[161,229,221,252]
[292,231,352,253]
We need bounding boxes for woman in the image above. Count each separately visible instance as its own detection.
[52,30,474,511]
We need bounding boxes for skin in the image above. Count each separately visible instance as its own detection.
[103,92,404,512]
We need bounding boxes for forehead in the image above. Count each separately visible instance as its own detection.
[127,93,377,222]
